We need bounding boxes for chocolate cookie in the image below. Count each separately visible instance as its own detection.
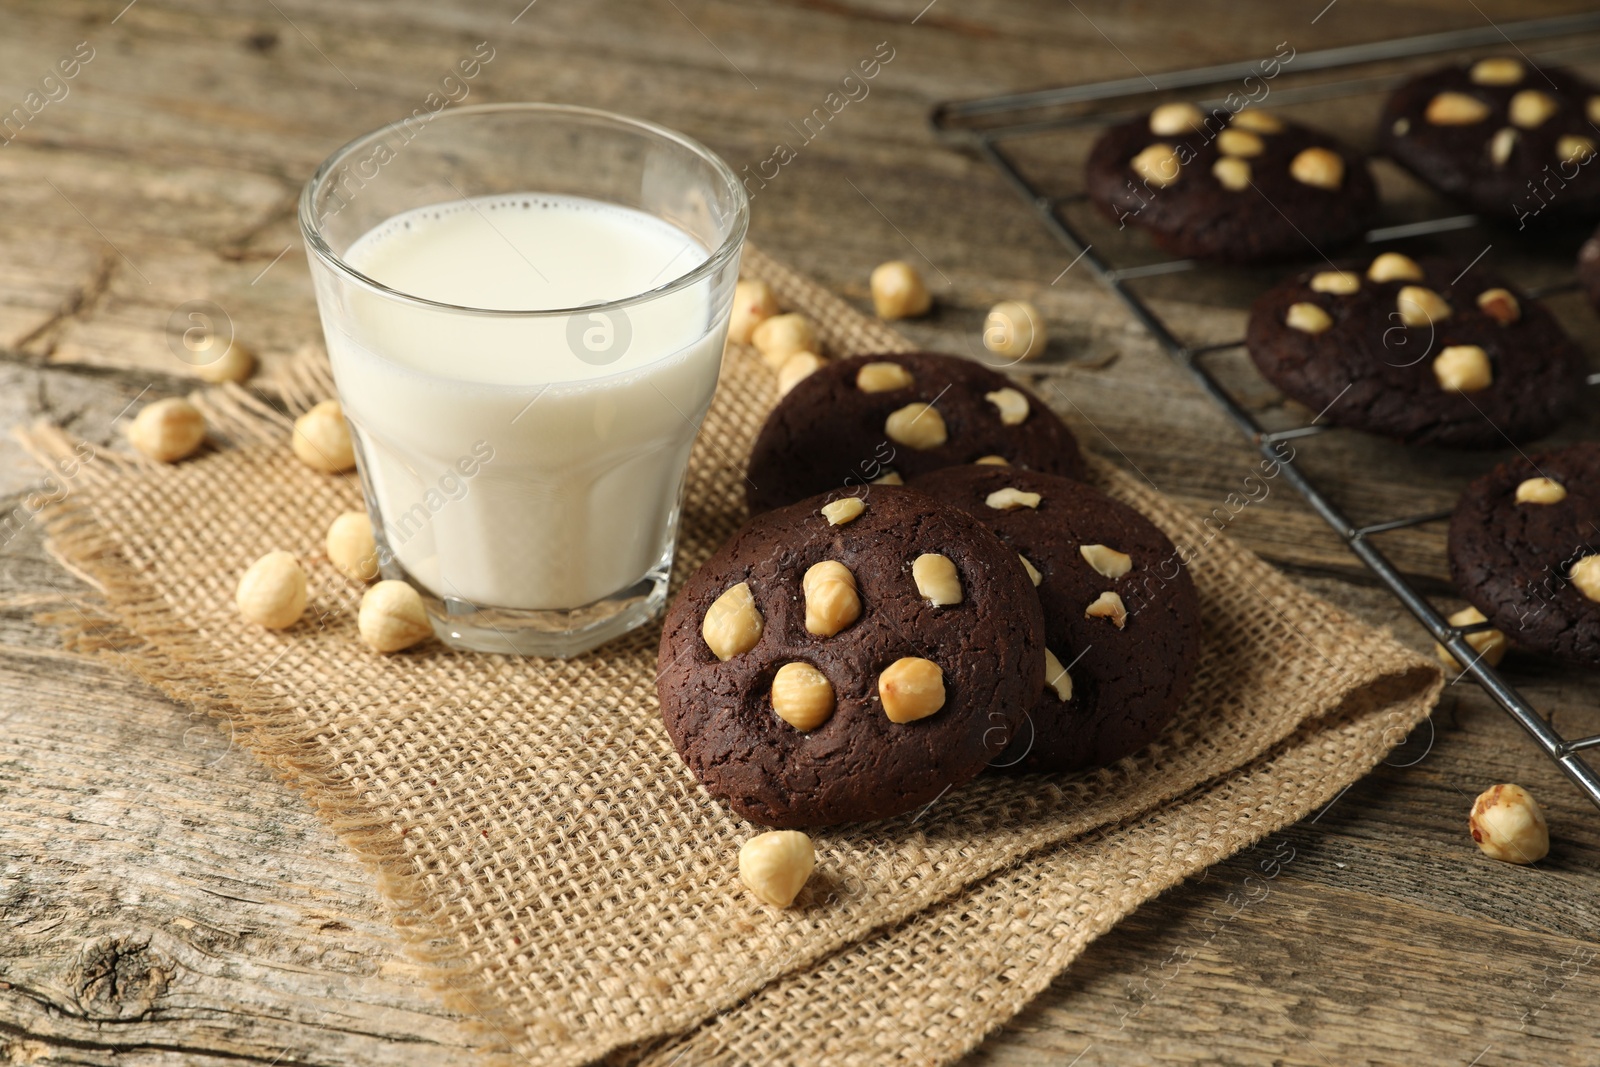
[657,485,1045,827]
[1246,252,1586,447]
[1448,443,1600,666]
[911,466,1200,773]
[1085,103,1378,263]
[745,352,1085,515]
[1580,223,1600,312]
[1379,58,1600,225]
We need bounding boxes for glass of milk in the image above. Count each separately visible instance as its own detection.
[299,104,748,657]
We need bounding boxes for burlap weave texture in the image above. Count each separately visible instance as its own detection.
[21,244,1441,1065]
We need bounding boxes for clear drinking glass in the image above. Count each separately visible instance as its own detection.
[299,104,748,657]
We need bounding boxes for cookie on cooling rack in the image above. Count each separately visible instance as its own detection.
[911,465,1200,774]
[1448,442,1600,666]
[1084,103,1378,263]
[1379,58,1600,224]
[744,352,1086,515]
[1245,252,1587,448]
[657,485,1044,827]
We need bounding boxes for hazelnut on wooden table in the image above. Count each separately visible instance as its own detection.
[358,580,432,653]
[292,399,356,473]
[728,278,779,345]
[751,312,817,368]
[738,830,814,909]
[870,260,932,320]
[128,397,207,463]
[194,340,256,384]
[326,510,380,582]
[236,550,308,630]
[983,300,1047,361]
[1469,783,1549,864]
[1433,606,1507,670]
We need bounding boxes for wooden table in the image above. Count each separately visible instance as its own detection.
[3,2,1597,1063]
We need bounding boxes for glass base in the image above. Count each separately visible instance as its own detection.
[385,553,672,658]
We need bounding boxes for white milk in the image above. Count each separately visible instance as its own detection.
[318,194,722,611]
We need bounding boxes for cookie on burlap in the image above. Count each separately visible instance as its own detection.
[657,485,1045,827]
[744,352,1085,515]
[911,465,1200,773]
[1246,252,1586,448]
[1084,103,1377,263]
[1448,442,1600,666]
[1379,58,1600,224]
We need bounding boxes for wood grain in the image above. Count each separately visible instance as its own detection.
[2,1,1599,1064]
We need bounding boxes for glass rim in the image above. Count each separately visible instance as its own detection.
[297,102,749,318]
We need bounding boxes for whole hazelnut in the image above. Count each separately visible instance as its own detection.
[870,260,932,320]
[358,580,432,653]
[738,830,815,909]
[983,300,1047,361]
[236,550,308,629]
[193,341,256,384]
[727,279,780,345]
[751,313,818,369]
[326,510,380,582]
[128,397,207,463]
[1469,783,1549,864]
[292,399,356,473]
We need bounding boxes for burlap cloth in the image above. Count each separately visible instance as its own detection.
[19,245,1442,1066]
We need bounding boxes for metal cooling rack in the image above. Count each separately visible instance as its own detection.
[932,12,1600,811]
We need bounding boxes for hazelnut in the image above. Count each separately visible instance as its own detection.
[870,260,932,320]
[751,313,818,368]
[1148,102,1204,136]
[738,830,815,908]
[193,340,256,384]
[777,352,826,397]
[1368,252,1424,283]
[1489,126,1518,167]
[1019,554,1042,587]
[1514,477,1566,505]
[1470,57,1524,86]
[1085,590,1128,629]
[856,361,915,393]
[1476,288,1520,325]
[878,656,945,724]
[326,510,379,582]
[1217,128,1264,158]
[983,300,1048,361]
[128,397,207,463]
[770,662,835,731]
[1397,286,1451,327]
[358,579,432,653]
[1285,302,1333,334]
[1230,108,1284,134]
[702,581,764,660]
[911,552,962,606]
[292,399,356,473]
[1310,271,1360,294]
[872,471,903,486]
[985,487,1041,510]
[235,549,307,630]
[885,402,948,451]
[984,387,1030,426]
[821,497,865,525]
[1434,606,1507,670]
[1130,143,1182,188]
[728,278,780,345]
[803,560,861,637]
[1080,543,1133,579]
[1392,117,1411,137]
[1289,147,1344,190]
[1043,648,1072,702]
[1557,135,1597,165]
[1570,555,1600,603]
[975,455,1009,466]
[1433,345,1492,393]
[1469,783,1549,864]
[1509,89,1558,129]
[1425,91,1491,125]
[1212,157,1251,192]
